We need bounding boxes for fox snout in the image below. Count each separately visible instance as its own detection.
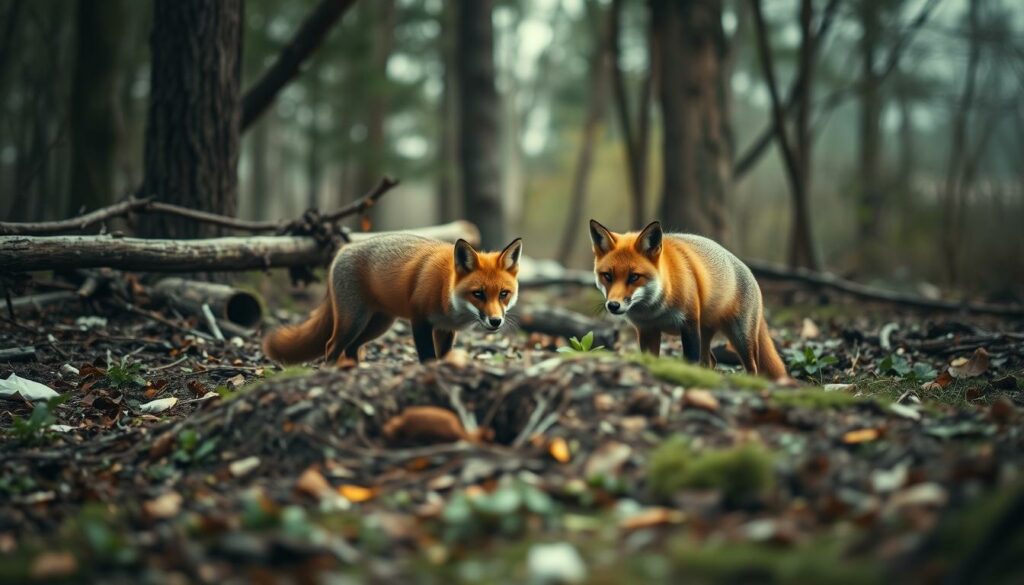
[482,314,504,330]
[605,297,630,315]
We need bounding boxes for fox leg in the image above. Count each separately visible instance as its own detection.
[325,305,371,364]
[343,313,396,361]
[679,322,701,363]
[412,319,438,362]
[724,318,759,375]
[699,325,717,369]
[433,329,456,358]
[637,328,661,357]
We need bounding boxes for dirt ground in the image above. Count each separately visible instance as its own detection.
[1,284,1023,584]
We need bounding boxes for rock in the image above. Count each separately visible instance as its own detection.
[527,542,587,584]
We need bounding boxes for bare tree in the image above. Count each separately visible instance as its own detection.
[456,0,503,249]
[139,0,243,238]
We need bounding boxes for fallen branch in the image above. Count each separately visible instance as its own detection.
[514,305,618,350]
[517,258,1024,318]
[152,278,264,329]
[0,177,400,236]
[0,222,480,274]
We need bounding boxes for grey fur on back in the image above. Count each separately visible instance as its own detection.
[669,233,761,322]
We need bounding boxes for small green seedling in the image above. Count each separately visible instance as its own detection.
[878,353,936,382]
[9,395,68,445]
[557,331,605,354]
[785,345,838,378]
[106,355,147,387]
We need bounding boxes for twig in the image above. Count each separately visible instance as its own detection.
[150,356,189,372]
[200,303,225,342]
[0,177,400,236]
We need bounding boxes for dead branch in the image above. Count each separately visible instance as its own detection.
[0,221,480,274]
[514,305,618,350]
[0,177,400,236]
[152,278,264,329]
[241,0,358,131]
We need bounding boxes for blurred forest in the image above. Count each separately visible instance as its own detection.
[0,0,1021,298]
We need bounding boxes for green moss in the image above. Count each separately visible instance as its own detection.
[647,436,774,502]
[771,388,875,409]
[263,365,315,380]
[669,537,881,585]
[632,354,725,388]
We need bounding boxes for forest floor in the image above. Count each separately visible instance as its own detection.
[1,284,1023,584]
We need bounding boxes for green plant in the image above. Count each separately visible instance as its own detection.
[172,429,219,465]
[557,331,605,354]
[9,395,68,445]
[785,345,838,378]
[877,353,936,382]
[105,355,147,387]
[648,435,774,503]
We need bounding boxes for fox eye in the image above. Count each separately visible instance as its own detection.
[601,272,613,283]
[472,290,485,300]
[499,290,510,299]
[627,273,642,284]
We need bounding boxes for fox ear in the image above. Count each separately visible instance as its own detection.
[635,221,663,258]
[499,238,523,273]
[454,239,478,274]
[589,219,616,256]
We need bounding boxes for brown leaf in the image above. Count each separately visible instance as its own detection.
[921,370,954,391]
[296,467,331,498]
[843,428,881,444]
[382,406,471,445]
[188,380,209,397]
[684,389,720,412]
[948,348,990,379]
[584,442,631,478]
[339,484,376,503]
[30,551,77,580]
[143,491,183,520]
[619,507,686,531]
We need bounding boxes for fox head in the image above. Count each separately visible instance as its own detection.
[451,237,523,330]
[589,219,663,315]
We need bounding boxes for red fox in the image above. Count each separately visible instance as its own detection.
[263,235,523,365]
[589,219,786,379]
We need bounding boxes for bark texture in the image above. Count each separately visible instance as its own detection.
[653,0,731,240]
[140,0,243,239]
[456,0,504,249]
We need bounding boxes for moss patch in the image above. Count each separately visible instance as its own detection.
[647,435,775,502]
[771,388,876,409]
[631,354,772,391]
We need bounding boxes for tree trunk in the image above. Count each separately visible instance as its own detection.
[609,0,651,230]
[456,0,503,249]
[789,0,818,270]
[306,63,322,211]
[857,0,883,254]
[69,0,126,216]
[652,0,730,240]
[557,2,611,265]
[139,0,243,239]
[436,0,461,223]
[361,0,396,201]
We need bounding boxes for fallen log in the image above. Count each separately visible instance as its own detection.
[516,257,1024,318]
[0,221,480,274]
[514,305,618,349]
[152,278,264,329]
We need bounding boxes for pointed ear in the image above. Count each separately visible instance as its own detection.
[635,221,663,258]
[453,239,478,275]
[499,237,523,273]
[589,219,616,256]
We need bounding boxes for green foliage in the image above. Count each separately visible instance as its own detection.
[172,429,219,465]
[647,436,774,502]
[632,353,772,390]
[786,345,838,377]
[105,355,147,387]
[772,388,876,409]
[441,480,558,544]
[877,353,937,382]
[557,331,605,354]
[9,395,68,445]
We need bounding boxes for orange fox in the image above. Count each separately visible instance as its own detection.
[263,234,523,365]
[589,219,786,379]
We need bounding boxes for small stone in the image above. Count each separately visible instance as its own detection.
[527,542,587,584]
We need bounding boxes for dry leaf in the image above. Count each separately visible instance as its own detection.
[684,389,720,412]
[584,442,632,478]
[229,456,261,477]
[800,318,820,339]
[227,374,245,388]
[548,437,571,463]
[921,370,954,391]
[339,484,376,503]
[139,396,177,414]
[948,348,990,379]
[619,507,685,531]
[187,380,209,397]
[296,467,331,498]
[443,349,469,368]
[842,428,881,444]
[143,491,183,519]
[383,406,471,445]
[30,551,77,580]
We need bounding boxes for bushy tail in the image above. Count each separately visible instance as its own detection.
[757,318,788,380]
[262,299,333,364]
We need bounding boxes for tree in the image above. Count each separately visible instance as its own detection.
[455,0,503,249]
[69,0,127,216]
[652,0,730,240]
[139,0,243,239]
[857,0,883,254]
